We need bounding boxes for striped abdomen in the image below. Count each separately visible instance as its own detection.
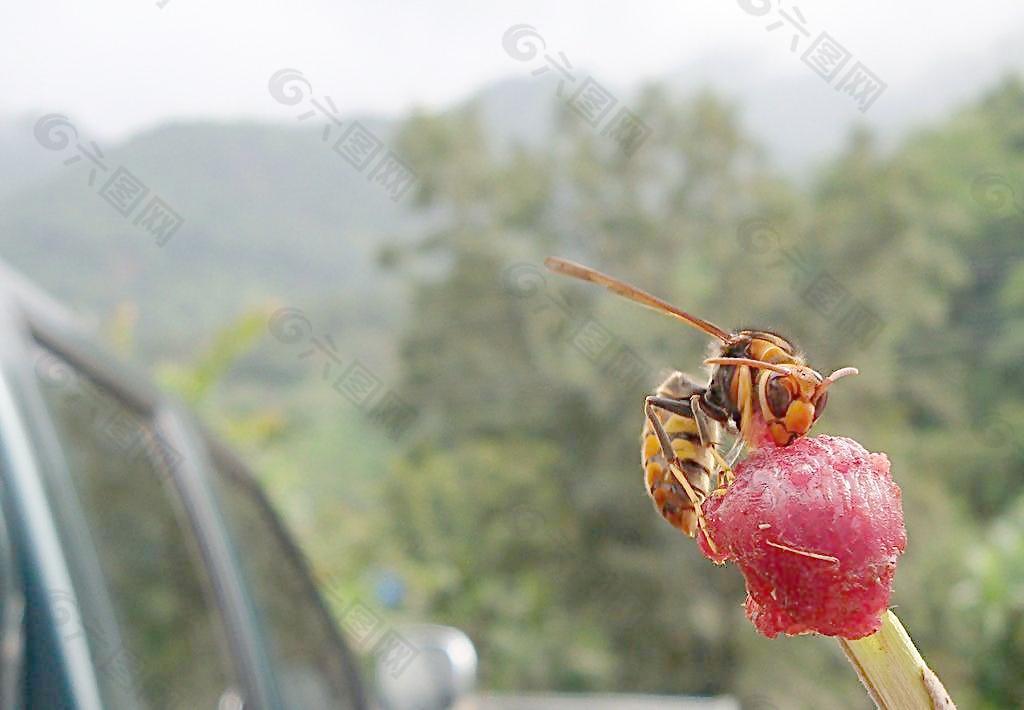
[641,372,715,537]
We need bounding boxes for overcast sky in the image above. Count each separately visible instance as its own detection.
[4,0,1024,140]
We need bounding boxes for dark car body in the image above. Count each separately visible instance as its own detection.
[0,262,369,709]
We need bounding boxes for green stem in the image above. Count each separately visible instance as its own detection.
[838,611,956,709]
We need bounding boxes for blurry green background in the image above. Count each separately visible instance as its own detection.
[3,66,1024,710]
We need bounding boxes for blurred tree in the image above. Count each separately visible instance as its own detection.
[378,91,802,697]
[130,76,1024,707]
[156,305,287,446]
[957,494,1024,708]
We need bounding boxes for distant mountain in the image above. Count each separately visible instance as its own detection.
[660,32,1024,173]
[2,32,1023,358]
[464,30,1024,174]
[0,114,63,200]
[0,119,419,357]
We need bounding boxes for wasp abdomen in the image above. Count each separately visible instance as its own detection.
[641,372,714,537]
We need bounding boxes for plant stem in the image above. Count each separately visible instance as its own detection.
[838,610,956,710]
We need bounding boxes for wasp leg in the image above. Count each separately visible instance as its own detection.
[709,451,734,492]
[644,399,719,555]
[646,394,733,492]
[724,437,746,467]
[644,393,720,448]
[687,394,715,449]
[735,364,755,442]
[688,394,734,492]
[645,395,697,420]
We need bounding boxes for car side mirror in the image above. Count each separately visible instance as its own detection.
[375,624,477,710]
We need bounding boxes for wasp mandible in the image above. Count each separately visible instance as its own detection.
[544,257,858,543]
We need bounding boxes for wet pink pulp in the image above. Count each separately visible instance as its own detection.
[746,412,777,449]
[699,435,906,639]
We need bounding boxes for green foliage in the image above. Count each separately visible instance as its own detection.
[957,496,1024,708]
[157,306,270,405]
[155,306,290,450]
[370,80,1024,706]
[18,75,1024,706]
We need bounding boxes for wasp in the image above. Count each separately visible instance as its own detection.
[544,257,858,545]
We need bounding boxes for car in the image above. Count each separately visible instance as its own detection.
[0,261,478,709]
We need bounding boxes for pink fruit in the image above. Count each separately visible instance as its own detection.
[698,435,906,639]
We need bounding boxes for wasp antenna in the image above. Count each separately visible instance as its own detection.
[815,367,859,397]
[703,357,791,374]
[544,257,731,342]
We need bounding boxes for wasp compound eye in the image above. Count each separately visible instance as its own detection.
[812,390,829,421]
[766,376,792,419]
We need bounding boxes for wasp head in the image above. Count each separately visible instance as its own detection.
[759,365,859,446]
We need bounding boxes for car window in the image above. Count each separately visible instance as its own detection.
[207,441,364,710]
[35,349,239,709]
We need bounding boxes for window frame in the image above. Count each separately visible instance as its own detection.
[0,261,365,709]
[204,433,368,710]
